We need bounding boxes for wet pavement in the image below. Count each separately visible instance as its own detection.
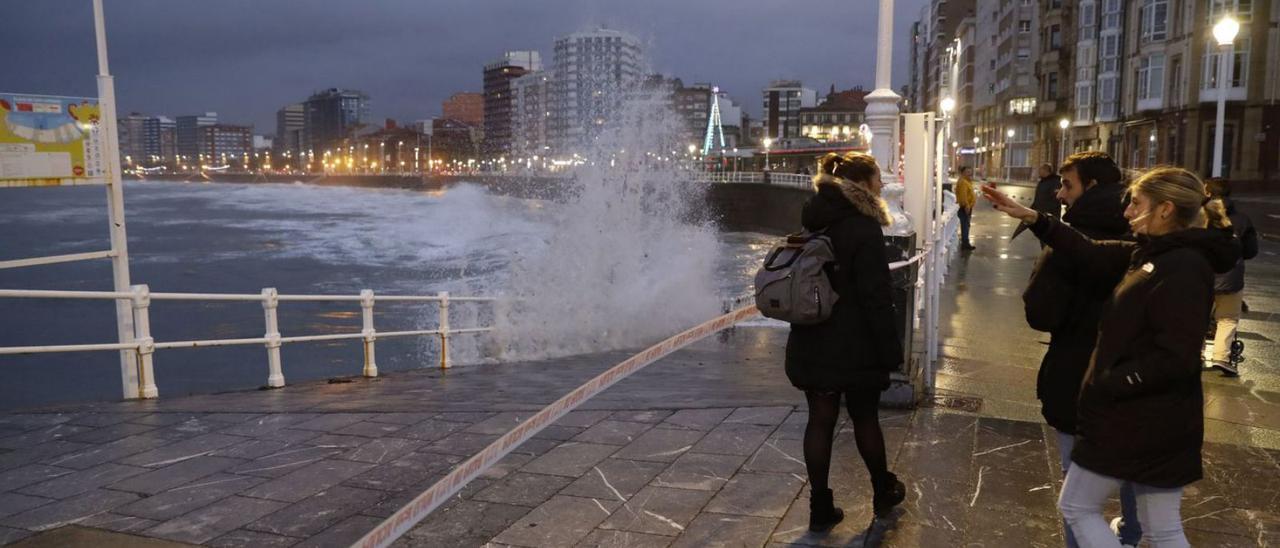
[1,192,1279,547]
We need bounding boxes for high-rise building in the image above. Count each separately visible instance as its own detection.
[484,51,542,156]
[442,92,484,128]
[549,29,645,152]
[798,87,870,143]
[303,88,369,156]
[176,112,217,160]
[157,116,176,164]
[198,124,253,164]
[275,103,305,157]
[118,113,152,165]
[762,80,818,139]
[511,71,551,157]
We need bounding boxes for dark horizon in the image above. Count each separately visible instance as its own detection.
[1,0,926,134]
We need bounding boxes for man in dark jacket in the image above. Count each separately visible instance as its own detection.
[1032,163,1063,218]
[1021,151,1142,547]
[1205,178,1259,376]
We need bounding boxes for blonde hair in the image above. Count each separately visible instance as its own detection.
[1129,167,1230,230]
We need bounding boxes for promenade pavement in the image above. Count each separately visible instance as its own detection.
[1,190,1278,547]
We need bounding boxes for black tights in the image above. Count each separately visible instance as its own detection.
[803,390,888,492]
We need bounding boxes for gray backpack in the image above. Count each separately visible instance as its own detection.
[754,230,839,324]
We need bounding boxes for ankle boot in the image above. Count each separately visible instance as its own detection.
[808,488,844,532]
[872,472,906,517]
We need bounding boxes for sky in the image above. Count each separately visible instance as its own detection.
[2,0,928,134]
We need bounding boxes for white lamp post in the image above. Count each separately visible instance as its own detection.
[939,97,955,182]
[1211,14,1239,178]
[1006,128,1016,182]
[1058,118,1070,166]
[762,137,772,171]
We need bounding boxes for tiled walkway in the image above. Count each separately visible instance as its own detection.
[2,193,1279,547]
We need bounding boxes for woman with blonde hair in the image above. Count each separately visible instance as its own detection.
[786,151,905,532]
[981,167,1239,547]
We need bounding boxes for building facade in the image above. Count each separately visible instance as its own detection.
[548,29,645,152]
[275,103,305,158]
[176,112,217,160]
[197,124,252,164]
[799,87,869,143]
[303,88,369,156]
[511,71,551,157]
[483,51,542,156]
[762,80,818,139]
[443,92,484,127]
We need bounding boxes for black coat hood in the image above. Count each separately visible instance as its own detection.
[1062,182,1129,238]
[1134,227,1240,275]
[801,184,856,230]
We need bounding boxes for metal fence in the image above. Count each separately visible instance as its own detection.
[0,287,493,399]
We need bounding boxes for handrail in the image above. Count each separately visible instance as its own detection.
[0,286,495,399]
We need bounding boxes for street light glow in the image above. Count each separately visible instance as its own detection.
[1058,118,1070,129]
[940,97,956,114]
[1213,15,1240,46]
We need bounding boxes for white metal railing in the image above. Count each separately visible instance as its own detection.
[0,286,494,399]
[694,171,812,189]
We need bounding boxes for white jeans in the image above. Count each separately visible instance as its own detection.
[1212,292,1242,364]
[1058,464,1188,548]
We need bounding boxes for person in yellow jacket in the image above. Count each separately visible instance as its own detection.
[955,166,977,250]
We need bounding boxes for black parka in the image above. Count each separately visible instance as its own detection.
[785,185,902,391]
[1023,182,1129,433]
[1032,174,1063,217]
[1214,198,1258,294]
[1031,214,1240,487]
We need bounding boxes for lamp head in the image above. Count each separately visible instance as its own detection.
[1058,118,1070,129]
[1213,15,1240,46]
[940,96,956,114]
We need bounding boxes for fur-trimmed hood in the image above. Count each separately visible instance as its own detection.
[809,174,892,226]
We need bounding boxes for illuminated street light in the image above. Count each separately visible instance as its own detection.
[1211,14,1239,177]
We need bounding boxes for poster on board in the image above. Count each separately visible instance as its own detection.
[0,93,108,187]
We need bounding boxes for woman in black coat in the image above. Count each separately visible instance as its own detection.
[982,167,1239,547]
[785,152,905,532]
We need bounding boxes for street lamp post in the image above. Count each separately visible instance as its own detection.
[1006,127,1016,182]
[762,138,773,171]
[1058,118,1070,166]
[939,96,955,186]
[1212,15,1239,178]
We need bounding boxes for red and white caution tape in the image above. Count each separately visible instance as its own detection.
[350,304,762,548]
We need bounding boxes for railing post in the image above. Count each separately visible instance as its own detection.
[361,289,378,377]
[130,284,158,399]
[261,288,284,387]
[438,291,451,369]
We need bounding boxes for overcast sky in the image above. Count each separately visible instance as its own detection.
[2,0,927,134]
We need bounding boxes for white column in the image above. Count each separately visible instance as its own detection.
[1212,43,1232,178]
[94,0,139,399]
[867,0,909,236]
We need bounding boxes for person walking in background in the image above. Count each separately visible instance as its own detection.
[956,165,977,251]
[786,152,906,532]
[1021,152,1143,547]
[982,168,1240,548]
[1204,177,1258,377]
[1033,163,1064,219]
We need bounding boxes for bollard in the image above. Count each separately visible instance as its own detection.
[130,284,158,399]
[438,291,451,369]
[361,289,378,377]
[262,288,285,388]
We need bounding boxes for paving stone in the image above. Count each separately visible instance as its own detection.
[0,440,95,470]
[218,414,319,437]
[292,514,382,548]
[400,499,530,546]
[0,464,73,492]
[969,465,1057,518]
[724,406,794,426]
[769,485,875,547]
[63,422,157,444]
[465,412,532,435]
[246,485,385,537]
[472,472,574,507]
[67,413,136,427]
[743,437,806,475]
[532,425,587,441]
[203,413,264,424]
[365,413,434,426]
[18,462,149,499]
[289,414,373,432]
[508,437,564,458]
[303,433,371,449]
[76,512,157,534]
[661,409,734,431]
[115,473,268,521]
[253,428,323,445]
[108,455,244,495]
[211,439,293,460]
[421,432,499,456]
[651,452,746,491]
[209,529,301,547]
[340,437,422,464]
[0,424,93,450]
[668,513,778,548]
[433,411,494,423]
[228,445,347,478]
[609,410,674,424]
[599,487,714,536]
[480,453,536,480]
[576,528,673,548]
[691,423,776,457]
[612,428,706,463]
[41,434,172,470]
[0,525,32,545]
[493,495,621,547]
[961,506,1063,546]
[704,472,805,518]
[555,410,614,428]
[561,459,668,503]
[240,459,374,503]
[771,412,808,441]
[0,492,53,519]
[395,419,468,442]
[573,421,655,446]
[144,495,287,544]
[0,488,139,531]
[0,414,75,431]
[128,413,202,427]
[973,418,1050,474]
[359,477,492,519]
[521,442,620,478]
[343,451,463,492]
[118,433,247,467]
[334,421,406,438]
